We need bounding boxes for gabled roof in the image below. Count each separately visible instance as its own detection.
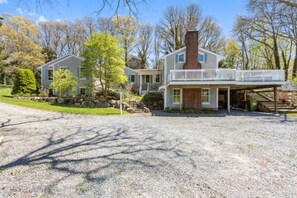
[37,54,83,69]
[160,47,225,60]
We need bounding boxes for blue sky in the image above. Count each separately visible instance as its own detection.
[0,0,247,37]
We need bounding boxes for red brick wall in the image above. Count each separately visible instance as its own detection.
[183,31,201,70]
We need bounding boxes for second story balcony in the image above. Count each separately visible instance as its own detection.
[167,69,285,85]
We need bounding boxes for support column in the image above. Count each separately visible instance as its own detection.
[227,87,231,114]
[139,75,142,95]
[180,88,183,110]
[274,86,278,114]
[244,90,247,110]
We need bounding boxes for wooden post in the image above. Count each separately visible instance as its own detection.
[244,90,247,110]
[139,75,142,95]
[120,89,123,115]
[274,86,278,114]
[227,87,231,114]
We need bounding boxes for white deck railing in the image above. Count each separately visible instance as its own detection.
[167,69,285,83]
[235,70,285,82]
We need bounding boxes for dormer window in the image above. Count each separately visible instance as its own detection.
[177,52,185,63]
[198,53,205,63]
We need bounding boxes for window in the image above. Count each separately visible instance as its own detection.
[79,67,86,79]
[145,75,150,83]
[178,52,185,63]
[198,53,205,62]
[79,88,86,96]
[173,89,181,104]
[202,88,210,103]
[130,75,135,82]
[48,69,53,81]
[156,74,160,83]
[48,89,53,97]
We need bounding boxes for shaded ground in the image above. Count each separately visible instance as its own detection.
[0,102,296,197]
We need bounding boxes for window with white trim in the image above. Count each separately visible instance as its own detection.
[145,75,150,83]
[48,69,53,81]
[155,74,160,83]
[202,88,210,103]
[173,89,181,104]
[130,75,135,82]
[198,53,205,62]
[79,67,86,79]
[79,87,86,96]
[178,52,185,63]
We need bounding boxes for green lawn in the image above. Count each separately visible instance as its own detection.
[0,89,127,115]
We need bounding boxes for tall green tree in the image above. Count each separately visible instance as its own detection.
[50,69,78,97]
[82,33,127,93]
[12,69,37,95]
[222,39,241,68]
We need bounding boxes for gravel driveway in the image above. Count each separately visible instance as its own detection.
[0,102,296,198]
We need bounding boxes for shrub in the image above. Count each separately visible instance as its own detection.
[165,107,219,114]
[11,69,37,95]
[96,90,120,100]
[142,93,163,103]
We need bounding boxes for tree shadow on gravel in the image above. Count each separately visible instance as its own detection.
[0,115,65,129]
[0,124,191,194]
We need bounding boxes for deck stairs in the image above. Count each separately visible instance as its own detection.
[248,91,297,113]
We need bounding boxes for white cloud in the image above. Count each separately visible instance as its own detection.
[0,0,8,4]
[16,7,47,24]
[37,16,47,23]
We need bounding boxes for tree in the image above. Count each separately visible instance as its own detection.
[277,0,297,7]
[112,16,139,66]
[25,0,147,16]
[156,3,225,54]
[0,15,45,72]
[82,33,127,93]
[137,24,153,69]
[11,69,36,95]
[222,39,241,68]
[234,0,296,79]
[50,69,78,97]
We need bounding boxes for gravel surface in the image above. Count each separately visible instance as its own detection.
[0,102,296,198]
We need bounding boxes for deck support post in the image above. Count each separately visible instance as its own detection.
[244,90,247,110]
[274,86,278,114]
[227,86,231,114]
[139,74,142,95]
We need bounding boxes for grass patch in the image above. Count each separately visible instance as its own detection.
[0,84,13,88]
[288,153,296,158]
[0,167,5,173]
[0,89,127,115]
[10,169,25,175]
[247,144,254,149]
[76,183,89,193]
[179,187,187,194]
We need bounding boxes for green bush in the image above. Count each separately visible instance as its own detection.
[142,93,163,103]
[11,69,37,95]
[96,90,120,100]
[165,107,219,114]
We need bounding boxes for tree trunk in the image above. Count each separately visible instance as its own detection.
[273,36,281,69]
[293,47,297,78]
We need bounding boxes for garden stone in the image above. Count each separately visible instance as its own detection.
[96,102,108,108]
[57,98,64,104]
[85,101,95,108]
[126,108,135,113]
[143,107,150,113]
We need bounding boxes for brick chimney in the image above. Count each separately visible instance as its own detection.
[183,30,201,69]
